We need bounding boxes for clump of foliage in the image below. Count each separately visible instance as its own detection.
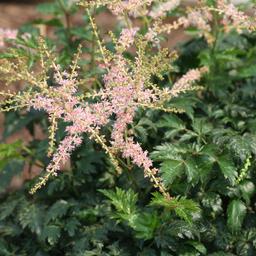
[0,0,256,255]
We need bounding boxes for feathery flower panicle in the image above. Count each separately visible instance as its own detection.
[108,0,146,16]
[148,0,254,45]
[0,7,208,198]
[122,138,152,170]
[30,135,83,194]
[145,27,160,46]
[217,0,256,33]
[183,8,212,33]
[118,27,139,50]
[170,67,208,97]
[0,28,18,48]
[103,55,131,86]
[149,0,180,19]
[80,0,153,17]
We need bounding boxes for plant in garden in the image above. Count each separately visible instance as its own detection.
[0,0,256,255]
[0,1,210,196]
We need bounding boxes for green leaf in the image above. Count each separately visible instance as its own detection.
[42,225,61,245]
[130,212,159,240]
[0,160,24,193]
[201,193,222,214]
[175,202,198,224]
[217,155,237,184]
[184,157,198,184]
[238,64,256,78]
[18,203,44,235]
[196,155,214,183]
[215,135,254,161]
[151,143,186,161]
[188,241,207,255]
[0,222,22,237]
[33,18,63,27]
[0,141,23,170]
[0,197,21,220]
[46,200,70,223]
[99,188,138,221]
[239,181,255,205]
[0,141,23,160]
[192,118,213,135]
[167,96,197,119]
[160,159,184,185]
[157,114,185,130]
[227,199,246,233]
[150,192,200,224]
[64,218,80,237]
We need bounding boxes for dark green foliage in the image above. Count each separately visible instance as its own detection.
[0,141,25,193]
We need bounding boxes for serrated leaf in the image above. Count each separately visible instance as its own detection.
[151,143,186,161]
[18,203,44,235]
[167,96,197,119]
[215,135,254,161]
[0,222,22,237]
[239,181,255,205]
[184,157,198,184]
[160,159,184,185]
[192,118,213,135]
[150,192,200,224]
[196,155,214,183]
[227,199,246,232]
[188,241,207,255]
[46,200,70,223]
[217,155,237,184]
[100,188,138,221]
[157,114,185,130]
[64,218,80,237]
[179,131,197,142]
[42,225,61,245]
[130,212,159,240]
[0,197,21,220]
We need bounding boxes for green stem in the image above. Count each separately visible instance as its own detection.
[90,8,96,70]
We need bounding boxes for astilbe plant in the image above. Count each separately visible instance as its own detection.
[0,0,254,198]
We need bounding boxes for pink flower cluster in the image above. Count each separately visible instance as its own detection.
[145,27,160,46]
[48,135,83,176]
[217,0,255,32]
[149,0,180,19]
[27,49,206,194]
[102,55,155,169]
[181,8,212,33]
[118,27,139,50]
[0,28,18,48]
[108,0,153,17]
[170,68,207,97]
